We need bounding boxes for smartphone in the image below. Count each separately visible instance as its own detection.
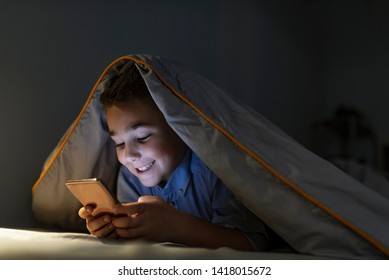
[65,178,118,216]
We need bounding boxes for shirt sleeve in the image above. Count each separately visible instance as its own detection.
[211,178,270,251]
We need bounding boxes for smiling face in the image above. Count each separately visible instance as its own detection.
[106,101,188,187]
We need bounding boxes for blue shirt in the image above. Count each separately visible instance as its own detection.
[117,150,269,250]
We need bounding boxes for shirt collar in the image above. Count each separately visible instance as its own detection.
[159,149,192,197]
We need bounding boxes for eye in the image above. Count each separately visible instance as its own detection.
[137,134,151,143]
[115,142,125,149]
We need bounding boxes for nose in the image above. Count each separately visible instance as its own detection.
[124,144,141,163]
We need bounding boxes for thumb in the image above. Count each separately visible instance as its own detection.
[113,202,140,216]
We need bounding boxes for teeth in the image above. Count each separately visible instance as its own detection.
[137,161,155,172]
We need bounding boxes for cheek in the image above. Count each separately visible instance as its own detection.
[153,142,183,167]
[116,150,126,165]
[149,143,171,158]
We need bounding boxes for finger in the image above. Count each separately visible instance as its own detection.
[114,202,141,216]
[138,196,162,203]
[106,230,119,239]
[86,215,112,233]
[85,205,94,214]
[115,226,145,239]
[78,207,88,219]
[91,223,115,238]
[111,215,141,229]
[78,205,95,219]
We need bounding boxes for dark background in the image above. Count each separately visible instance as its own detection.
[1,0,388,227]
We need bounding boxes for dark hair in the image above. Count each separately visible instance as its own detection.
[100,63,151,109]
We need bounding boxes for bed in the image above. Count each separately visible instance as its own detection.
[0,227,327,260]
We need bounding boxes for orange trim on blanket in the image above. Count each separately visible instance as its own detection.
[31,55,388,255]
[31,56,128,193]
[132,58,388,256]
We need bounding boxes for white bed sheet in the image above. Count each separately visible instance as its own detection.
[0,228,325,260]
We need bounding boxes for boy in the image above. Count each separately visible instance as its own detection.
[78,63,269,251]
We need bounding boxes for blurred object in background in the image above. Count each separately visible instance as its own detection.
[311,105,389,198]
[311,104,378,168]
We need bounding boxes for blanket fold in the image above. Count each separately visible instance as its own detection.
[32,54,389,259]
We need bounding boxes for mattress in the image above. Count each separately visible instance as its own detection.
[0,227,324,260]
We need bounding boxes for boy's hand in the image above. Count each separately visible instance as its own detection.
[112,196,179,242]
[78,205,118,238]
[80,196,254,250]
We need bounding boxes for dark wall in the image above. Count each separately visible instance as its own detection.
[0,0,224,227]
[320,1,389,166]
[1,0,387,227]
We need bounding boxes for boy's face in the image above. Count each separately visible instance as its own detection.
[106,101,187,187]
